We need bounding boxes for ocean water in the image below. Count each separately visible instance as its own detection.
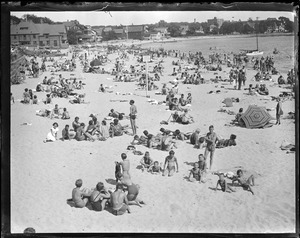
[146,35,295,74]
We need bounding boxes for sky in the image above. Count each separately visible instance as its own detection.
[11,11,295,26]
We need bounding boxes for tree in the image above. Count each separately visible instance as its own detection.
[22,14,55,24]
[167,24,181,37]
[158,20,168,28]
[67,29,78,45]
[11,15,21,24]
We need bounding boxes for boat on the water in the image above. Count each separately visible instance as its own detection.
[241,18,263,57]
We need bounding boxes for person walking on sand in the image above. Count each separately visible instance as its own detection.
[129,100,137,135]
[276,97,283,125]
[204,125,220,171]
[163,150,179,177]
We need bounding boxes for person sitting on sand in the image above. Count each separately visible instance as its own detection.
[22,88,31,104]
[110,119,124,137]
[72,179,91,208]
[43,94,52,104]
[62,124,71,140]
[161,84,168,95]
[231,169,255,195]
[110,183,131,216]
[190,128,201,147]
[149,161,162,175]
[140,151,154,172]
[126,183,145,207]
[36,83,44,92]
[258,84,269,95]
[85,120,97,138]
[50,104,61,119]
[75,123,94,141]
[163,150,179,177]
[98,120,110,140]
[32,95,38,104]
[61,108,70,120]
[186,93,192,105]
[99,84,106,93]
[72,117,81,132]
[179,94,187,106]
[214,174,235,193]
[89,182,111,212]
[181,109,194,124]
[188,162,202,183]
[44,122,59,143]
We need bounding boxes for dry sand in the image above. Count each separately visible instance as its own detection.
[10,47,296,233]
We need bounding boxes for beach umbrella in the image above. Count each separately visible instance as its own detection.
[222,98,233,107]
[90,59,102,67]
[240,105,275,129]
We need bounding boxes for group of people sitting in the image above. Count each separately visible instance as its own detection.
[248,83,269,96]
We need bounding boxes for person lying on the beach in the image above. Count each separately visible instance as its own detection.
[131,134,147,145]
[108,109,125,120]
[214,174,235,193]
[231,169,255,195]
[89,182,111,212]
[140,151,154,172]
[173,129,189,140]
[110,183,131,216]
[149,161,162,175]
[160,130,177,151]
[72,179,92,208]
[216,134,237,148]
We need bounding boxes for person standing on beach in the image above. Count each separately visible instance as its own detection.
[238,69,243,90]
[276,97,283,125]
[204,125,219,170]
[129,100,137,136]
[163,150,179,177]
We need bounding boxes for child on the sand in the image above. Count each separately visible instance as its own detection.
[61,108,70,120]
[43,94,52,104]
[149,161,162,175]
[140,151,153,172]
[232,169,255,195]
[32,95,38,104]
[214,174,235,193]
[188,162,202,183]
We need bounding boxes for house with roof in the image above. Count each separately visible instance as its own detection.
[125,25,145,40]
[11,20,68,48]
[113,28,125,39]
[62,20,81,31]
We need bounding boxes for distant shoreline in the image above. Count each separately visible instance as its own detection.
[102,32,293,47]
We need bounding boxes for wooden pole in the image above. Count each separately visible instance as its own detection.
[146,60,148,97]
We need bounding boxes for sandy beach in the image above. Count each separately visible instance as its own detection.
[10,43,296,233]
